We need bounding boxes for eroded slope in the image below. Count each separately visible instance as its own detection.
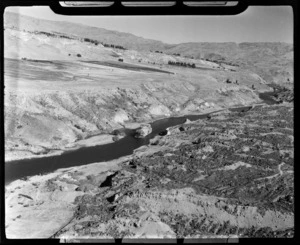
[5,56,269,161]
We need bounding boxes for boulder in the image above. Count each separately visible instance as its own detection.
[179,126,185,132]
[184,118,192,124]
[112,135,121,142]
[134,124,152,138]
[158,129,168,136]
[112,129,126,137]
[150,136,160,145]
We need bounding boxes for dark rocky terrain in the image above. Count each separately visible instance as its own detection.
[269,84,294,103]
[40,102,293,239]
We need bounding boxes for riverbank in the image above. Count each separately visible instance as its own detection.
[4,103,261,186]
[3,104,235,163]
[5,133,124,162]
[5,102,294,239]
[5,156,129,239]
[5,55,273,165]
[5,89,279,186]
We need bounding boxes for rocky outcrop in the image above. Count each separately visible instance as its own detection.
[134,124,152,138]
[272,86,294,103]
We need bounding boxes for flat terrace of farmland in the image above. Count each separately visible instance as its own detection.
[81,60,174,74]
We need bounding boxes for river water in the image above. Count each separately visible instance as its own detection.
[5,92,276,185]
[258,91,278,105]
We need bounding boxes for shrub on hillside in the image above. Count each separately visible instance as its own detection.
[168,60,196,68]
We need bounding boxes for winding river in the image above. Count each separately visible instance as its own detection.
[5,92,277,185]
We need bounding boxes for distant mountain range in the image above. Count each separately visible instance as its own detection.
[4,11,173,52]
[4,11,292,54]
[4,11,293,83]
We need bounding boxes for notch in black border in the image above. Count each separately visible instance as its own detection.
[48,0,249,15]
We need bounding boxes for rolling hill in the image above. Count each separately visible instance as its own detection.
[4,11,293,84]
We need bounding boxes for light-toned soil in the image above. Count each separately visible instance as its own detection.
[5,156,126,238]
[5,133,118,162]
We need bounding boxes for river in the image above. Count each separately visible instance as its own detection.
[5,92,277,185]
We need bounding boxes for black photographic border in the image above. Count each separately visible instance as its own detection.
[0,0,298,244]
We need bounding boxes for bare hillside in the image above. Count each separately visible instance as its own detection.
[4,11,293,84]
